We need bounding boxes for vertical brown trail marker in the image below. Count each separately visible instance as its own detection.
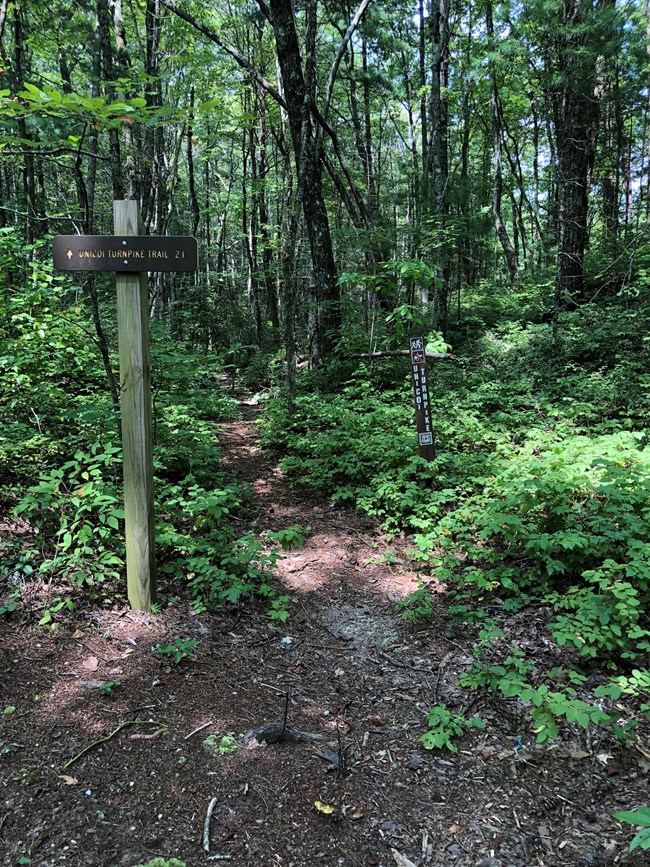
[53,201,197,610]
[113,201,156,611]
[409,336,435,461]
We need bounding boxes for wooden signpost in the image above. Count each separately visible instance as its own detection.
[409,336,435,461]
[53,201,197,611]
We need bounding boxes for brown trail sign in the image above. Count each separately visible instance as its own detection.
[53,234,197,272]
[53,202,198,612]
[409,336,435,461]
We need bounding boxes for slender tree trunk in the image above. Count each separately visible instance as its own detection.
[0,0,9,45]
[551,0,600,350]
[419,0,429,203]
[254,84,280,333]
[242,96,263,346]
[530,95,543,265]
[361,22,375,214]
[643,0,650,223]
[12,2,36,246]
[421,0,450,329]
[268,0,341,364]
[427,0,449,219]
[143,0,165,233]
[187,88,200,237]
[58,30,120,416]
[97,0,124,199]
[486,0,517,282]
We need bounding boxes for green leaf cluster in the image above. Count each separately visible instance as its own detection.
[420,703,485,752]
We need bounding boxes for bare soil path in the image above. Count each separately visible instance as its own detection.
[0,398,647,867]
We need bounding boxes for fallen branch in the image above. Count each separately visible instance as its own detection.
[62,720,162,769]
[184,720,213,740]
[129,727,167,741]
[203,796,218,852]
[344,350,453,361]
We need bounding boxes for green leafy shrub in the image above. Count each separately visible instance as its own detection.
[422,431,650,659]
[458,649,613,745]
[10,443,124,586]
[156,637,199,664]
[203,732,240,756]
[613,805,650,853]
[0,232,116,486]
[157,477,285,615]
[420,703,485,752]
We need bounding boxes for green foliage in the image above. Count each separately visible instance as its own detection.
[420,703,485,752]
[266,525,310,551]
[264,295,650,753]
[427,431,650,659]
[156,637,199,664]
[266,594,291,622]
[613,806,650,853]
[0,230,278,621]
[0,230,115,486]
[13,444,124,587]
[38,596,75,629]
[157,477,283,613]
[99,679,121,696]
[260,378,440,535]
[0,588,21,617]
[395,579,436,620]
[202,732,241,756]
[457,633,613,745]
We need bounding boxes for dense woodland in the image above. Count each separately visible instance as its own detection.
[1,0,650,800]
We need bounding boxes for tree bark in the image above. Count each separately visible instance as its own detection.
[97,0,124,200]
[486,0,518,282]
[268,0,341,364]
[12,2,37,246]
[551,0,600,350]
[254,83,281,333]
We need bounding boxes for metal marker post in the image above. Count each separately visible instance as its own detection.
[114,200,156,611]
[409,336,435,461]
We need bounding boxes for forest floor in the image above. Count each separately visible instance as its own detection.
[1,394,649,867]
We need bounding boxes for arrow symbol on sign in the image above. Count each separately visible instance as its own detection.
[66,249,73,259]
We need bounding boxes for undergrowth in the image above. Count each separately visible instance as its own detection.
[261,299,650,750]
[0,235,296,624]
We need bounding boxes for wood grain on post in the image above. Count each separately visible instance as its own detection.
[114,200,156,610]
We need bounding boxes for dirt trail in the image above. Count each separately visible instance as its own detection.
[218,398,427,600]
[0,400,647,867]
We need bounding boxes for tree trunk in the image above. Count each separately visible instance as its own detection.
[187,88,200,237]
[97,0,124,199]
[551,0,600,349]
[12,2,37,246]
[268,0,341,365]
[254,84,281,333]
[486,0,518,282]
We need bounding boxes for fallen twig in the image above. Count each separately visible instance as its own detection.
[203,796,218,852]
[344,350,453,361]
[184,720,213,740]
[62,720,161,769]
[130,727,167,741]
[374,650,429,672]
[281,687,291,740]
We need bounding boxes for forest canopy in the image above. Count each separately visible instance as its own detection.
[0,0,646,360]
